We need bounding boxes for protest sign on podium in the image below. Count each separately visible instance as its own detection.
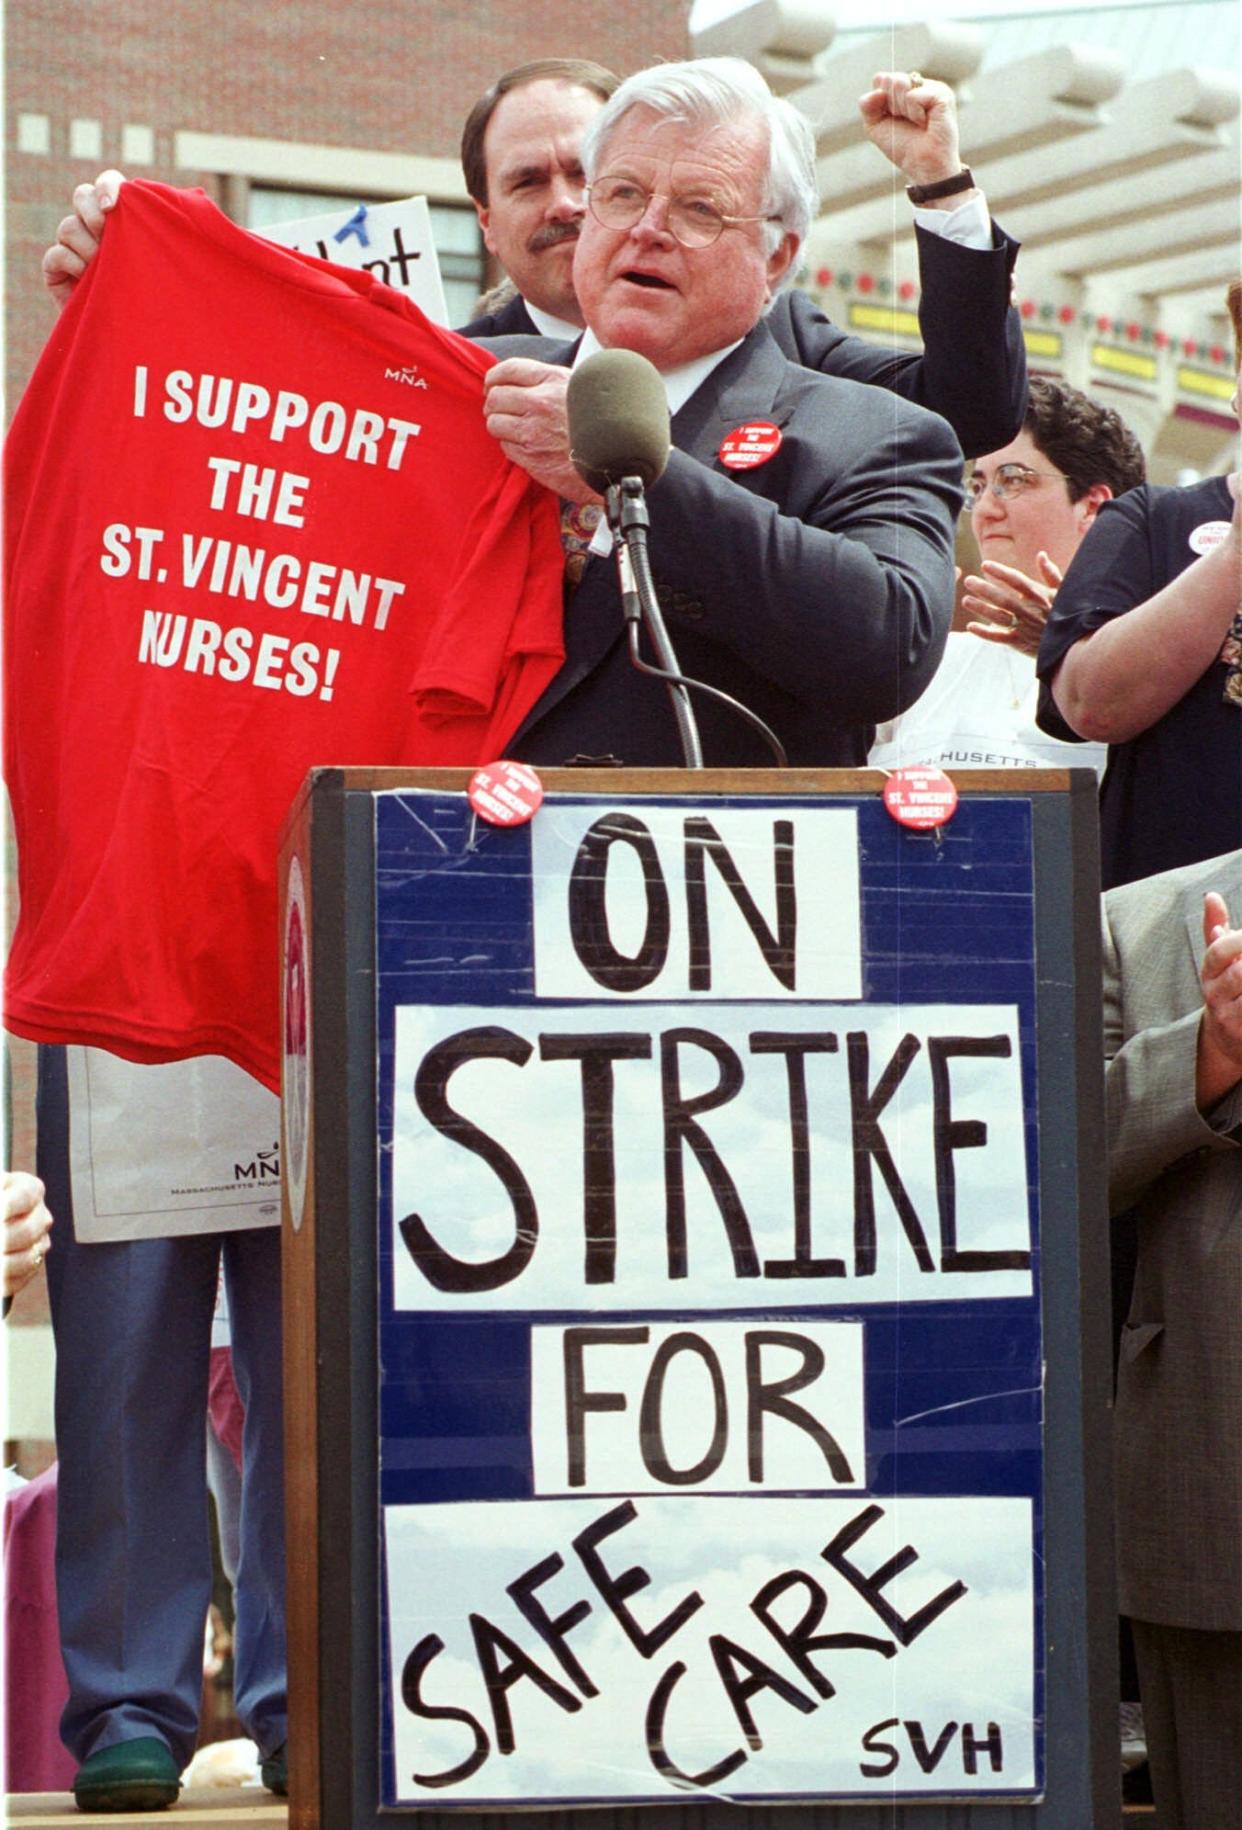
[279,765,1116,1828]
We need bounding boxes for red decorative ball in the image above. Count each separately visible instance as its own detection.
[857,272,875,293]
[1020,298,1036,318]
[1183,338,1198,356]
[898,279,916,301]
[1126,322,1141,341]
[1211,344,1226,364]
[1058,304,1075,324]
[1096,315,1111,334]
[816,266,832,288]
[1154,330,1169,349]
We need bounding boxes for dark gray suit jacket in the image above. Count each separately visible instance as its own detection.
[461,223,1025,457]
[459,291,540,340]
[482,320,963,769]
[1103,849,1242,1630]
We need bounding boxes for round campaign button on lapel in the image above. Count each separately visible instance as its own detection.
[719,421,782,470]
[468,760,544,827]
[882,765,959,830]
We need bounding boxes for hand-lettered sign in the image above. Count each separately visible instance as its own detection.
[374,789,1044,1807]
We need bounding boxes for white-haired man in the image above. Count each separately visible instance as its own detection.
[480,57,963,768]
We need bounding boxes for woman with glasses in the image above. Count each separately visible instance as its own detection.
[870,377,1145,774]
[963,378,1145,657]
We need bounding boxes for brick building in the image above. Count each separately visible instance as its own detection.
[7,0,692,410]
[2,0,690,1466]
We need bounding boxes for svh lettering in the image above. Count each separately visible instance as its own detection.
[859,1715,1005,1779]
[399,1497,966,1791]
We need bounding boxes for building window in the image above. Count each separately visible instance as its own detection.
[246,186,484,326]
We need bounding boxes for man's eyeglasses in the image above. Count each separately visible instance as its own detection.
[967,462,1068,504]
[586,175,779,249]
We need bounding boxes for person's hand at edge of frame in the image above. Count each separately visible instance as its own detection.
[42,170,126,310]
[1197,890,1242,1112]
[3,1170,53,1302]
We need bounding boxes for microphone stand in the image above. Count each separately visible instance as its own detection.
[605,477,703,769]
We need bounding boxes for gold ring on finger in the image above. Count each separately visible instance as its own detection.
[908,70,925,87]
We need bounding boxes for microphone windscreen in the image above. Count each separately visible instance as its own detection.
[567,348,671,493]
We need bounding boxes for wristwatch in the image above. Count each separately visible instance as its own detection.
[905,167,975,205]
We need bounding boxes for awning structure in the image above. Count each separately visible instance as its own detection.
[696,1,1241,479]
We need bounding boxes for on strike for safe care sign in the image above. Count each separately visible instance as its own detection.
[379,797,1040,1806]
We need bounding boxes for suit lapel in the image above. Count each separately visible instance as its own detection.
[669,320,791,462]
[509,324,792,745]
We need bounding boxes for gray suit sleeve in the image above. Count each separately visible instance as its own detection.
[1102,904,1241,1214]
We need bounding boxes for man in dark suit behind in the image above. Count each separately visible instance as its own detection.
[1103,850,1242,1829]
[457,57,1026,457]
[457,58,620,343]
[480,56,963,770]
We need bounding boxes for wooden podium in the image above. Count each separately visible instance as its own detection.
[279,766,1116,1827]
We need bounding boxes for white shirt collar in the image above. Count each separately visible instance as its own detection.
[573,326,746,416]
[524,299,585,342]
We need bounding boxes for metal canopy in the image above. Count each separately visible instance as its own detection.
[695,0,1240,475]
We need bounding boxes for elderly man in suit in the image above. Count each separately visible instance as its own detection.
[1103,848,1242,1829]
[455,57,1025,459]
[482,55,962,769]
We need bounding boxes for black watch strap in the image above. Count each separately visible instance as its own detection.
[905,167,975,206]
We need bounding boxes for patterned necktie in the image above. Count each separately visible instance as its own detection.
[1221,605,1242,705]
[560,500,603,595]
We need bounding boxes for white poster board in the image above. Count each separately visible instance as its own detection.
[259,196,449,325]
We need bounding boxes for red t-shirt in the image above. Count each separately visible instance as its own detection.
[5,181,564,1089]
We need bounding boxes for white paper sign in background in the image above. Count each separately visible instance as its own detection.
[259,195,448,325]
[67,1047,280,1241]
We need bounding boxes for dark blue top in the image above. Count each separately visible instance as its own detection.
[1037,475,1239,889]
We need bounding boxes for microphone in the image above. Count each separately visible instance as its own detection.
[566,348,701,763]
[567,349,670,493]
[562,346,786,769]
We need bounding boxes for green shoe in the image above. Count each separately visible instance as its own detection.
[260,1742,288,1796]
[73,1737,181,1812]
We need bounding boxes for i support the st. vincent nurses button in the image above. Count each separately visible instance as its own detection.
[719,421,782,470]
[882,765,960,831]
[468,760,544,827]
